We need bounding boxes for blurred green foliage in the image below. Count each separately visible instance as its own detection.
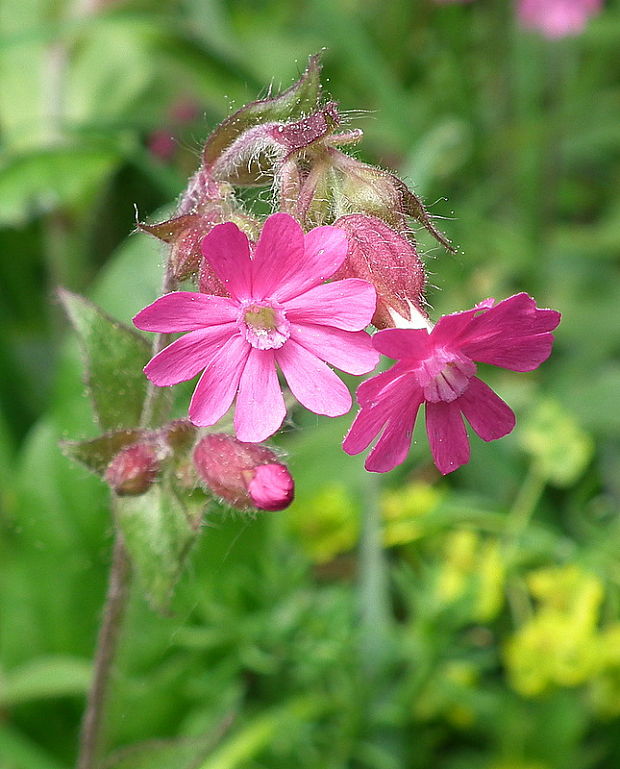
[1,0,620,768]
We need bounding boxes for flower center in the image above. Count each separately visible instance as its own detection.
[417,349,476,403]
[245,305,277,330]
[239,300,290,350]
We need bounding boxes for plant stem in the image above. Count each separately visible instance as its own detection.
[77,531,131,769]
[76,253,178,767]
[358,470,392,679]
[505,463,546,543]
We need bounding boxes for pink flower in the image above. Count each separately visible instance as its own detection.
[518,0,602,38]
[134,213,379,442]
[343,294,561,475]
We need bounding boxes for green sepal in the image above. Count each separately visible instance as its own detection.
[60,429,145,476]
[137,213,200,244]
[59,289,152,430]
[395,176,456,252]
[202,54,322,174]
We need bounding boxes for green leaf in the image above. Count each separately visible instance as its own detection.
[58,290,152,430]
[0,0,49,152]
[115,482,202,612]
[0,655,91,707]
[60,429,145,477]
[103,730,227,769]
[0,147,118,226]
[202,53,322,170]
[66,18,155,123]
[197,697,324,769]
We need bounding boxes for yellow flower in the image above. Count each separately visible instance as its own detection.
[381,482,442,546]
[505,566,605,696]
[434,529,505,621]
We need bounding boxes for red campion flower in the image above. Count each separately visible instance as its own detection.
[343,294,561,474]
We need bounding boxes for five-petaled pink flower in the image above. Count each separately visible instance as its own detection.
[518,0,602,38]
[343,293,561,475]
[133,213,379,443]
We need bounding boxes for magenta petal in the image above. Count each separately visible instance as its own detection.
[272,225,348,303]
[290,323,379,375]
[144,324,236,385]
[465,333,556,372]
[343,405,392,456]
[248,464,294,511]
[355,368,410,407]
[372,328,431,361]
[425,400,470,475]
[458,377,515,441]
[284,278,376,331]
[201,222,253,300]
[251,213,305,300]
[276,339,351,417]
[365,395,422,473]
[344,374,418,454]
[458,293,561,370]
[188,334,250,426]
[234,349,286,442]
[300,224,349,280]
[133,292,238,333]
[470,294,561,335]
[431,307,485,347]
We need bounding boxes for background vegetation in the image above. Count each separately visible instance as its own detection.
[1,0,619,767]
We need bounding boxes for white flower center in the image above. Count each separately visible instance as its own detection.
[239,300,290,350]
[417,349,476,403]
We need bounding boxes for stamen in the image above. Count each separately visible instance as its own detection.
[239,300,290,350]
[244,305,277,331]
[420,354,476,403]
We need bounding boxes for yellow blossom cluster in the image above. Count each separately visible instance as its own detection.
[504,565,620,709]
[434,529,505,622]
[286,481,442,563]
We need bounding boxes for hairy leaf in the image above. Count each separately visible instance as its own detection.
[59,290,152,430]
[60,429,145,476]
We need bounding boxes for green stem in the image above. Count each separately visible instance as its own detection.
[358,470,392,678]
[76,228,177,769]
[505,463,546,543]
[76,531,131,769]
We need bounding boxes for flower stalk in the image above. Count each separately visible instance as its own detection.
[76,531,131,769]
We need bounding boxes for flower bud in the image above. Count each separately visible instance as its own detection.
[193,434,294,511]
[105,443,160,496]
[247,464,295,512]
[331,214,428,329]
[329,151,454,250]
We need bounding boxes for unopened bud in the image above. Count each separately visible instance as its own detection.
[247,464,295,511]
[332,214,428,329]
[329,152,454,251]
[193,434,294,512]
[105,443,160,496]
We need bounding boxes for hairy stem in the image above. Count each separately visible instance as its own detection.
[77,265,176,767]
[77,531,131,769]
